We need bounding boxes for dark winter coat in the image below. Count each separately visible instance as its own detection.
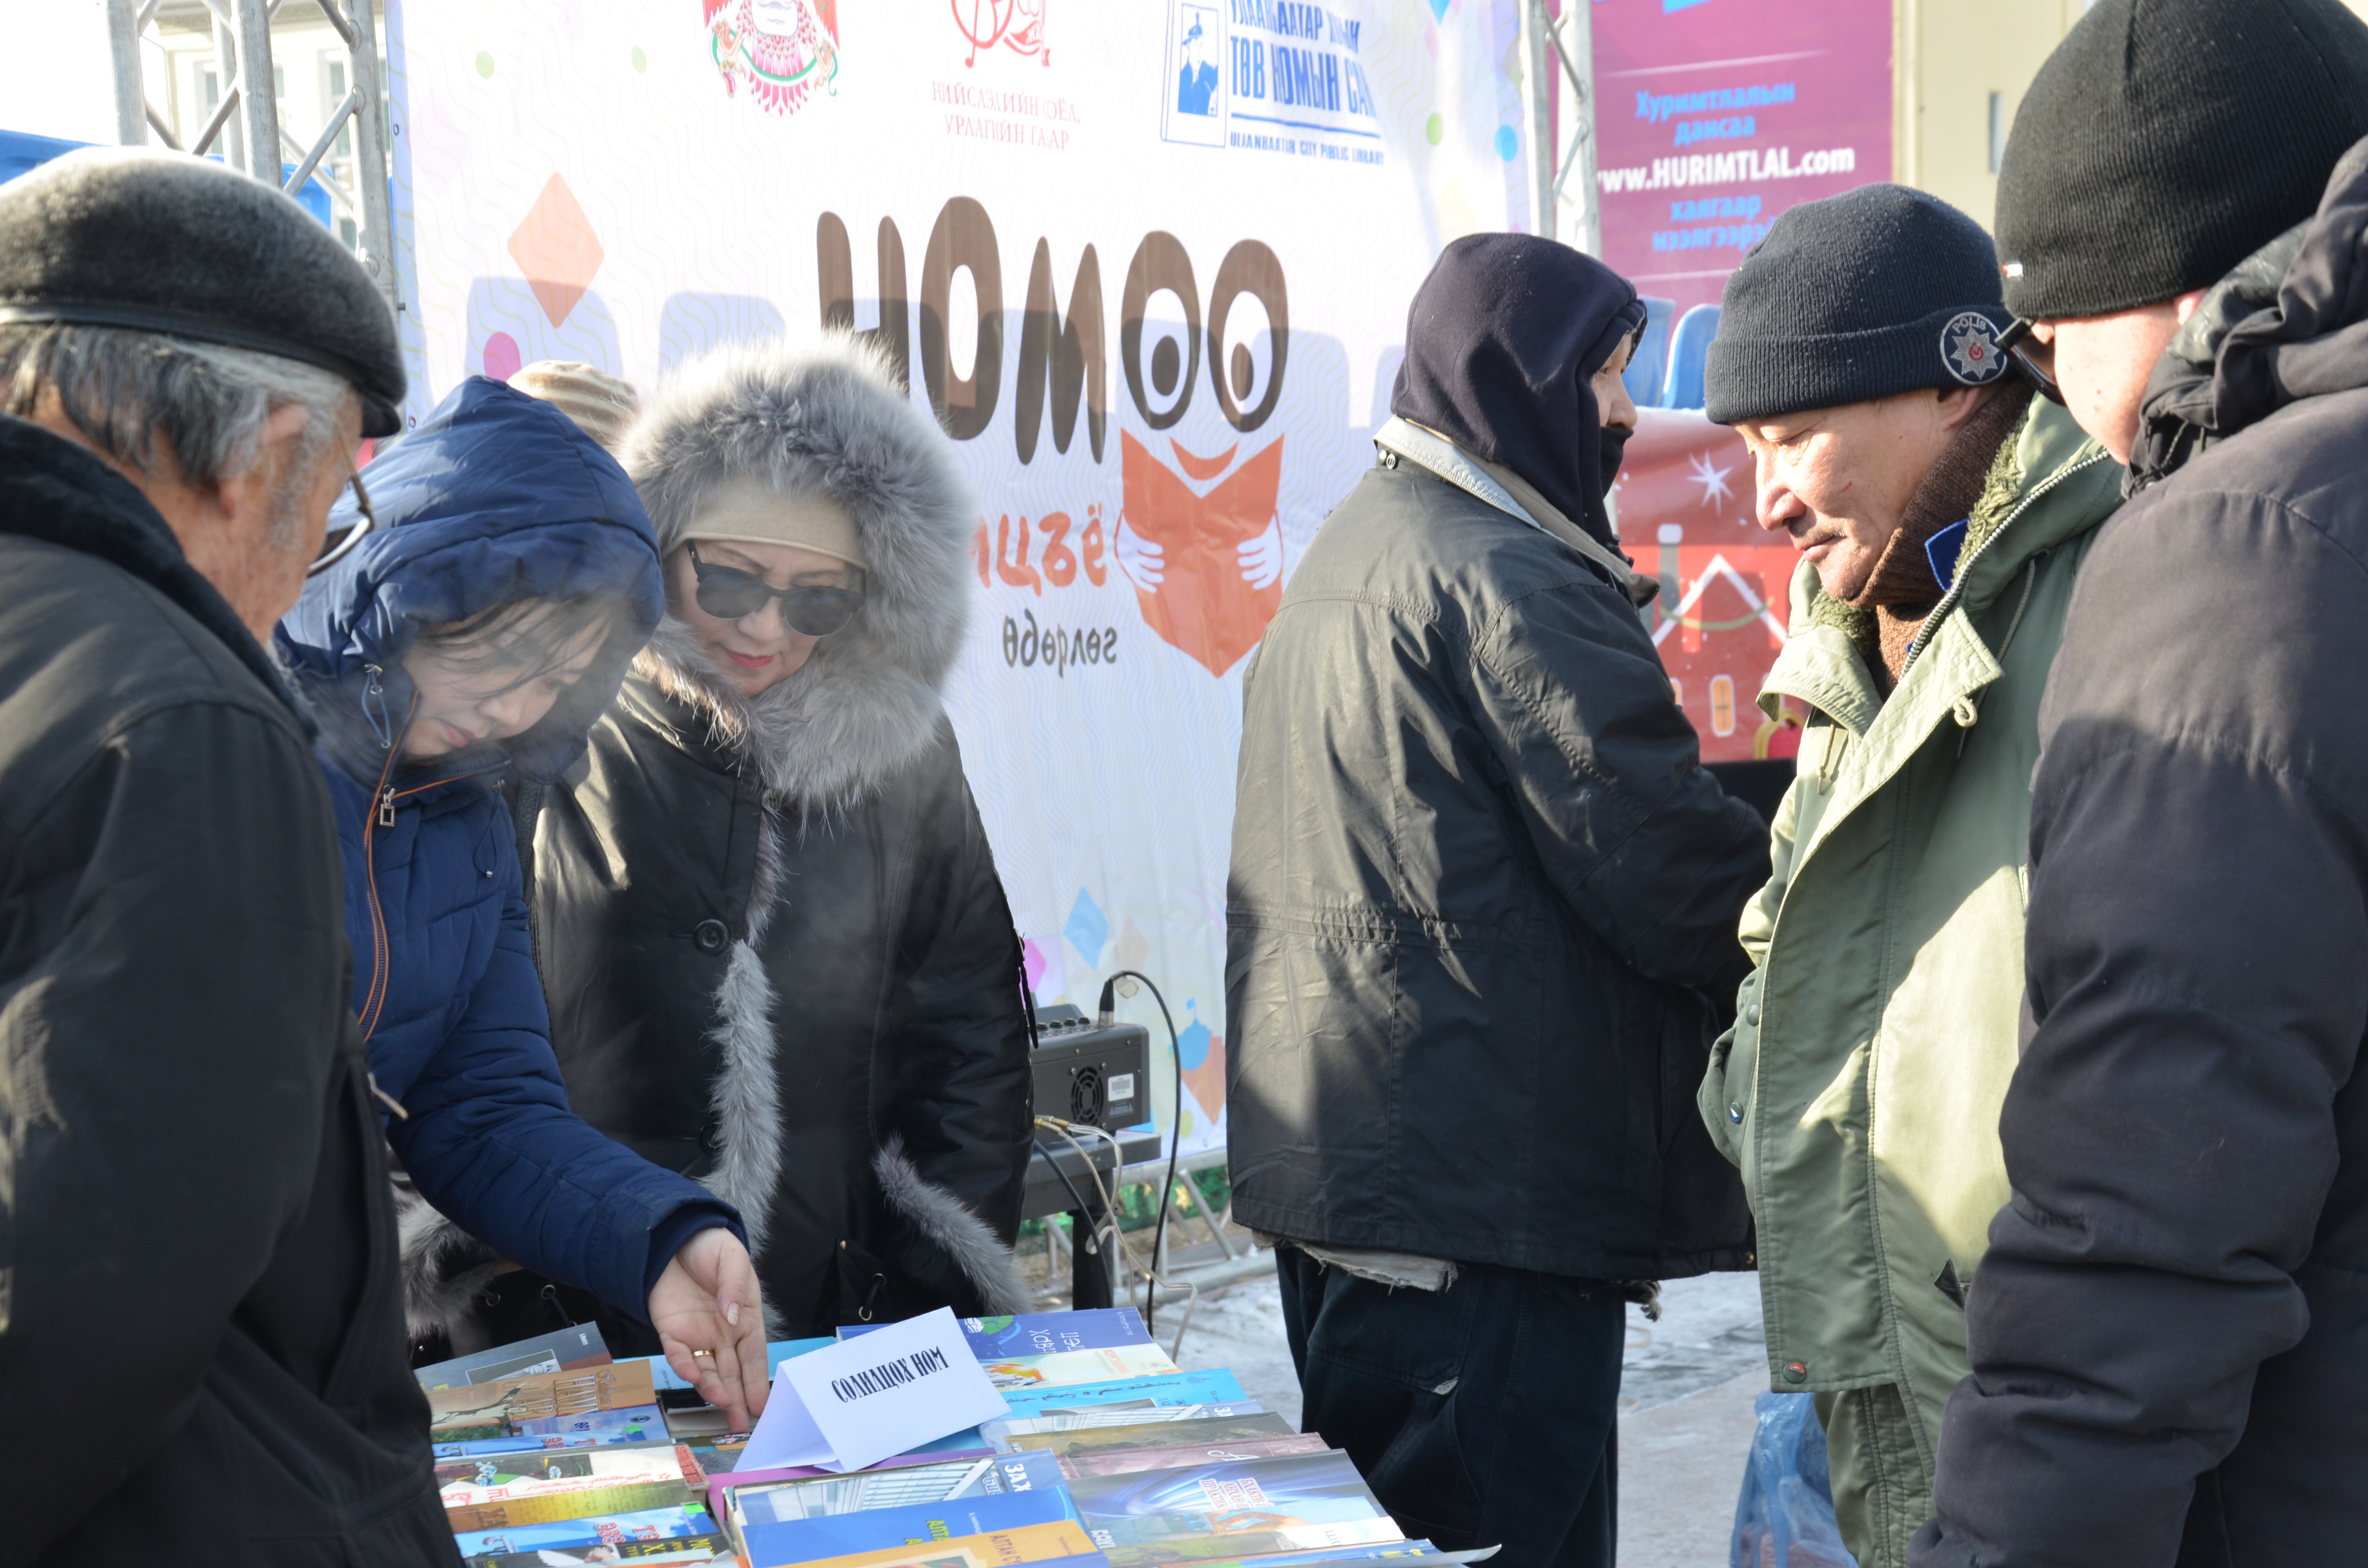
[1914,136,2368,1567]
[1226,239,1769,1277]
[0,415,453,1563]
[525,338,1036,1339]
[276,379,739,1345]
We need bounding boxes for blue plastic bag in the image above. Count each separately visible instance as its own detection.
[1729,1391,1855,1568]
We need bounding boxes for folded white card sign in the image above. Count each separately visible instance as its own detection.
[736,1307,1010,1474]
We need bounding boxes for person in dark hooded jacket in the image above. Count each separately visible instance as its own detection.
[1912,1,2368,1563]
[277,378,769,1425]
[1225,233,1769,1568]
[521,336,1035,1344]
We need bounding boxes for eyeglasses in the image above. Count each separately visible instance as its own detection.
[1997,318,2065,406]
[309,466,377,576]
[687,542,866,637]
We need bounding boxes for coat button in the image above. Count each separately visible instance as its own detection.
[1728,1104,1743,1124]
[1746,1003,1761,1026]
[692,919,729,954]
[1783,1361,1808,1384]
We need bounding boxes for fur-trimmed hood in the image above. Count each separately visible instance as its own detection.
[622,335,974,808]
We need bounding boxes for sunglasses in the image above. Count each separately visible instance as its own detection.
[1996,318,2065,406]
[309,466,377,576]
[687,542,866,637]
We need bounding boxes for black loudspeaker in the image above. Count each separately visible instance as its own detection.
[1029,1003,1148,1129]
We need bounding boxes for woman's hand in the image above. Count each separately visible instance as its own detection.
[649,1227,769,1432]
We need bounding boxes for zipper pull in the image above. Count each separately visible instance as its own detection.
[368,1073,409,1120]
[378,789,397,828]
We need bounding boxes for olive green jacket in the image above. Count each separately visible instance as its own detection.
[1697,399,2121,1457]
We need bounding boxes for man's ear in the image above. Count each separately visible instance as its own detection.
[210,402,314,527]
[1934,383,1993,434]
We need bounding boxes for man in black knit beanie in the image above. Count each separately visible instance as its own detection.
[1698,183,2122,1568]
[1913,1,2368,1565]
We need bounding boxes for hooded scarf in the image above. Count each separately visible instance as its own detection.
[276,378,666,789]
[1391,233,1648,543]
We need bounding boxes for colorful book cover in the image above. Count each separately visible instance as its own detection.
[998,1370,1246,1417]
[637,1336,838,1393]
[842,1309,1151,1359]
[731,1451,1067,1530]
[762,1520,1099,1568]
[452,1502,717,1556]
[436,1417,667,1459]
[1006,1413,1297,1459]
[1059,1433,1330,1477]
[1065,1451,1403,1568]
[418,1323,612,1391]
[982,1344,1177,1391]
[983,1405,1264,1450]
[1182,1546,1495,1567]
[741,1485,1082,1568]
[429,1362,658,1443]
[465,1540,739,1567]
[437,1438,694,1503]
[444,1481,699,1533]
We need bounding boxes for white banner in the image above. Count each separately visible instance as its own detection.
[385,0,1552,1156]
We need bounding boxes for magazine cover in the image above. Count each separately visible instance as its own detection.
[451,1502,720,1556]
[844,1309,1152,1359]
[1007,1413,1296,1459]
[999,1369,1246,1416]
[740,1485,1082,1568]
[437,1438,693,1502]
[758,1521,1101,1568]
[984,1404,1264,1448]
[732,1451,1067,1529]
[983,1343,1179,1390]
[1066,1451,1403,1567]
[1059,1433,1330,1478]
[445,1480,701,1533]
[436,1417,668,1458]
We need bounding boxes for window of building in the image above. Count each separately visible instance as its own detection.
[1669,678,1684,709]
[1988,92,2005,174]
[1710,675,1737,737]
[339,216,358,251]
[326,59,352,158]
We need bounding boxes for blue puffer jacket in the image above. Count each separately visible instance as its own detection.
[277,377,741,1324]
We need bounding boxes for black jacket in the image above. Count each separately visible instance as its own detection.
[0,416,452,1564]
[526,339,1034,1341]
[1224,453,1768,1279]
[1915,137,2368,1567]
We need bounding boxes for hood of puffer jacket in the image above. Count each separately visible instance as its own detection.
[277,377,665,787]
[2130,132,2368,493]
[621,333,974,809]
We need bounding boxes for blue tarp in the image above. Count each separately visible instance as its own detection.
[0,128,335,230]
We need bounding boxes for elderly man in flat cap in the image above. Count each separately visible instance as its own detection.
[0,150,453,1560]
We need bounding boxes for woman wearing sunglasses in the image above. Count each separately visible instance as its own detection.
[276,378,770,1427]
[517,337,1036,1343]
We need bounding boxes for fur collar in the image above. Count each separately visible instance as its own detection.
[624,336,973,808]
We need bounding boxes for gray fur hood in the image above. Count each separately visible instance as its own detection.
[622,335,974,808]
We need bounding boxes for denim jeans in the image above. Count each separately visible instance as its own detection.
[1275,1247,1628,1568]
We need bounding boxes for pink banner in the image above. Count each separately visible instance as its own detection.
[1591,0,1894,316]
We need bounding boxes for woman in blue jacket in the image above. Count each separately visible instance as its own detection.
[277,378,768,1427]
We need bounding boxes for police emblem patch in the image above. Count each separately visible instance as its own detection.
[1942,311,2007,385]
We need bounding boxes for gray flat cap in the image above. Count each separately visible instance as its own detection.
[0,148,404,436]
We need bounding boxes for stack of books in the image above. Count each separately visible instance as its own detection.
[425,1309,1495,1568]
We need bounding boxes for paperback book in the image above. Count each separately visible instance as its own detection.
[728,1451,1067,1531]
[740,1483,1082,1568]
[998,1370,1246,1417]
[418,1324,612,1390]
[1004,1413,1298,1460]
[761,1520,1101,1568]
[428,1362,658,1444]
[982,1343,1178,1391]
[1058,1433,1330,1478]
[841,1308,1151,1359]
[464,1542,739,1568]
[436,1439,696,1505]
[1064,1451,1404,1568]
[982,1405,1265,1450]
[451,1502,719,1557]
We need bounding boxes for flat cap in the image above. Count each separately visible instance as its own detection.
[0,147,405,435]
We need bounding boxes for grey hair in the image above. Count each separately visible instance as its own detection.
[0,323,355,544]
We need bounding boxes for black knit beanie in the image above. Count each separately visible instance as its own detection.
[1997,0,2368,321]
[1704,184,2009,427]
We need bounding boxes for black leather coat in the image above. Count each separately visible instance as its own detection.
[528,673,1033,1337]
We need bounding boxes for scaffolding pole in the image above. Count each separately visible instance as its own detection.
[1520,0,1602,255]
[233,0,282,184]
[104,0,146,146]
